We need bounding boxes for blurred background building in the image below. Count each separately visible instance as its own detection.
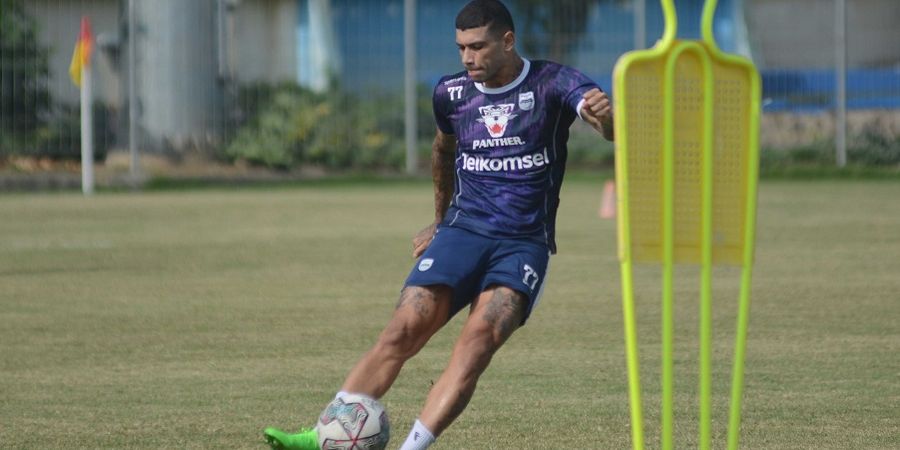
[4,0,899,174]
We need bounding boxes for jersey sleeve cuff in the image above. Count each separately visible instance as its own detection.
[575,98,587,121]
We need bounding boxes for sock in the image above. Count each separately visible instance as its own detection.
[399,419,435,450]
[335,391,350,400]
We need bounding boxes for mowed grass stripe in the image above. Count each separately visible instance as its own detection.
[1,180,898,449]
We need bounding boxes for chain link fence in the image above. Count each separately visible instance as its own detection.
[2,0,899,182]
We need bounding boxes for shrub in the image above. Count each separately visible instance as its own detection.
[567,121,615,168]
[760,131,900,172]
[849,129,900,166]
[225,82,622,171]
[224,83,415,170]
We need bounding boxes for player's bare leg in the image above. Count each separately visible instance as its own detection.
[264,285,450,449]
[341,285,452,398]
[403,285,527,447]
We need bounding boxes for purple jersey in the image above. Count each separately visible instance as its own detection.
[433,58,600,253]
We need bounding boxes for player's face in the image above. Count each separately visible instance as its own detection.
[456,26,514,85]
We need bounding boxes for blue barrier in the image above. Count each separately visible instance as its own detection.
[761,69,900,112]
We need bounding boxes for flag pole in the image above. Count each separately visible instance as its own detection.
[81,60,93,195]
[128,0,141,183]
[77,17,95,195]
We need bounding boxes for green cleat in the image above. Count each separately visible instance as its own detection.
[263,427,318,450]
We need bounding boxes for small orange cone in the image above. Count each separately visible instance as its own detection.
[599,179,616,219]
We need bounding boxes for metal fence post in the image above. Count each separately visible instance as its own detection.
[634,0,646,50]
[128,0,141,180]
[835,0,847,167]
[404,0,418,175]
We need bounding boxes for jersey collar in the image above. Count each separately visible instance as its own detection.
[474,58,531,95]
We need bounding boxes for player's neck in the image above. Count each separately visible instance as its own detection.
[483,55,525,89]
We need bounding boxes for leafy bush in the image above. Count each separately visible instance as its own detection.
[225,82,620,171]
[849,129,900,166]
[567,121,615,168]
[761,131,900,173]
[224,83,425,170]
[225,82,898,174]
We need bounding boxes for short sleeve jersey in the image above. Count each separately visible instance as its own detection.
[432,58,600,253]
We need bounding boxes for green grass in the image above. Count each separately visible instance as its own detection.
[1,179,898,449]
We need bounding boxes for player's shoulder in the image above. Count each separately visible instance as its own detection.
[529,59,597,99]
[529,59,584,79]
[436,70,470,89]
[433,70,470,104]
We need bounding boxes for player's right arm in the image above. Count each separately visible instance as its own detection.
[581,88,614,141]
[413,128,456,258]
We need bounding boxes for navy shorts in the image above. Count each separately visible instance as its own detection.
[404,226,551,324]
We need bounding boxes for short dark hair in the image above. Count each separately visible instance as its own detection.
[455,0,515,36]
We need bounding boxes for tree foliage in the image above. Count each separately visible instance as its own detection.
[0,0,51,138]
[511,0,627,63]
[511,0,593,63]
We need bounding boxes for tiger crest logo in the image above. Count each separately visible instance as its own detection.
[477,104,517,138]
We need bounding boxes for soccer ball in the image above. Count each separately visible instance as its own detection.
[316,394,390,450]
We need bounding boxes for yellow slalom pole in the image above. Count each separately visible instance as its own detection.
[620,261,644,450]
[614,0,760,447]
[728,66,761,450]
[615,64,644,449]
[660,45,677,450]
[697,48,716,450]
[660,39,719,450]
[659,3,677,448]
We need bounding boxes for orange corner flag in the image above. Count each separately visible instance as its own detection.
[69,17,94,87]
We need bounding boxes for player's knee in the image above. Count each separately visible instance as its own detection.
[455,329,501,373]
[375,321,427,359]
[375,296,443,359]
[479,285,527,340]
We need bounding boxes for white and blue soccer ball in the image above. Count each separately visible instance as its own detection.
[316,394,390,450]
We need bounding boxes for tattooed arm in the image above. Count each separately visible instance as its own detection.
[413,129,457,258]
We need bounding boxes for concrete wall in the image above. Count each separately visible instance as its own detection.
[232,0,298,84]
[747,0,900,69]
[135,0,224,150]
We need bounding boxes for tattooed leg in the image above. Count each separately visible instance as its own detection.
[417,285,528,437]
[341,285,451,398]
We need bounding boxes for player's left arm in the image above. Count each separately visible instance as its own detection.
[580,88,614,141]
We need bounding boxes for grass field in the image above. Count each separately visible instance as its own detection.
[1,178,898,449]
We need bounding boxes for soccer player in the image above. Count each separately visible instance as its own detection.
[264,0,613,448]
